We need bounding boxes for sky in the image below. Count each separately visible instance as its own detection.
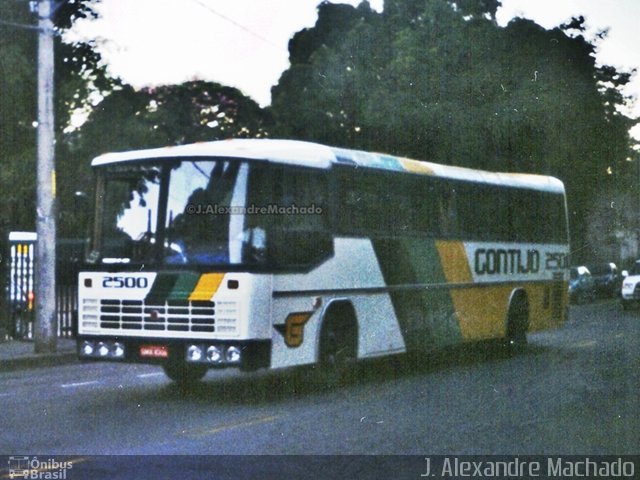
[70,0,639,136]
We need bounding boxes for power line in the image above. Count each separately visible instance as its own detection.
[0,18,41,31]
[0,0,76,34]
[189,0,280,50]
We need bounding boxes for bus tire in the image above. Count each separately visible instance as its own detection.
[163,361,207,386]
[317,303,358,387]
[505,292,529,354]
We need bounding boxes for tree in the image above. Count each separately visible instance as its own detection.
[60,80,272,235]
[65,80,272,161]
[269,0,638,259]
[0,0,112,233]
[586,186,640,265]
[271,1,382,145]
[0,0,38,231]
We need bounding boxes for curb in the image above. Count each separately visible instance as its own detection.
[0,352,78,373]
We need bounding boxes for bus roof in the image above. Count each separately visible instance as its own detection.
[91,138,565,193]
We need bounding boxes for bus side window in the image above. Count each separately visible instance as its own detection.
[277,168,326,231]
[253,165,329,232]
[455,184,475,239]
[412,180,441,236]
[438,184,459,239]
[511,189,546,243]
[339,172,377,235]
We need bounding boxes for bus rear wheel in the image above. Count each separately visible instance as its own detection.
[505,294,529,354]
[163,361,207,386]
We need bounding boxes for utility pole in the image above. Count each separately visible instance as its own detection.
[34,0,57,353]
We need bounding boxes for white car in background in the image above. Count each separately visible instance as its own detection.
[620,260,640,310]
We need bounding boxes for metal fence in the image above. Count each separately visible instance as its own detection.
[3,232,81,340]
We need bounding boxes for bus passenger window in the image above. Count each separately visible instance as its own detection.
[438,187,458,238]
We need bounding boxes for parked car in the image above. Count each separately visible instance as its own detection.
[569,266,596,304]
[620,260,640,310]
[588,262,620,298]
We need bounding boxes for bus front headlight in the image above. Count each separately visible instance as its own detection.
[112,342,125,358]
[81,341,94,357]
[206,345,222,363]
[186,345,203,362]
[97,342,110,357]
[225,346,241,363]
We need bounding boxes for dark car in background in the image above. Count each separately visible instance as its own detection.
[588,262,620,298]
[569,266,596,304]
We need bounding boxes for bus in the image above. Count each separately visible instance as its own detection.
[76,139,569,385]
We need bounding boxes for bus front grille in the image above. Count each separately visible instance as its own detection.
[95,299,239,335]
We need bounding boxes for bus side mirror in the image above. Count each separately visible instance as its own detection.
[74,191,91,229]
[621,270,629,279]
[74,191,92,260]
[74,190,89,207]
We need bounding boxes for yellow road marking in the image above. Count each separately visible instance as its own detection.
[181,415,281,438]
[575,340,597,348]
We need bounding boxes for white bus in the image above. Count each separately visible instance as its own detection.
[77,139,569,384]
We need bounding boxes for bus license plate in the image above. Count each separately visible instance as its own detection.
[140,345,169,358]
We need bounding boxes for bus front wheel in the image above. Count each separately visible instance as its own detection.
[317,306,358,387]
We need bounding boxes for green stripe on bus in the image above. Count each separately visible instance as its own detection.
[145,273,180,304]
[403,237,463,347]
[166,273,201,301]
[372,238,462,351]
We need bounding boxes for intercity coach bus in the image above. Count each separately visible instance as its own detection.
[77,139,569,385]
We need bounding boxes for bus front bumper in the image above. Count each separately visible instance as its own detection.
[77,336,271,370]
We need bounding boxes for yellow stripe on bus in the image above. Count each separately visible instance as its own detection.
[524,283,565,332]
[435,241,563,340]
[398,157,435,175]
[189,273,225,301]
[436,240,506,340]
[435,240,473,284]
[451,286,513,340]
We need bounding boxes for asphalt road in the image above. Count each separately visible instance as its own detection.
[0,301,637,476]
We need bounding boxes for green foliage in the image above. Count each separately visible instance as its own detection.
[0,0,273,237]
[455,0,501,19]
[59,80,272,235]
[586,186,640,264]
[0,2,36,233]
[0,0,110,234]
[270,0,638,258]
[65,80,271,160]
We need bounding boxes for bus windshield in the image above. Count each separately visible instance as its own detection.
[91,158,331,268]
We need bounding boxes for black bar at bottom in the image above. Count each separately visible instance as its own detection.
[1,455,638,480]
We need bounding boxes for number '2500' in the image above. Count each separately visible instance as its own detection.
[102,276,149,288]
